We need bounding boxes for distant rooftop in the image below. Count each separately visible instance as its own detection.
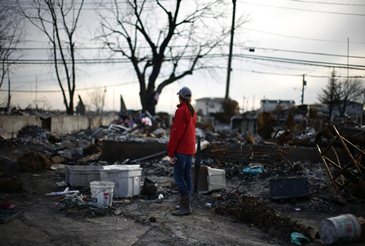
[195,97,225,102]
[261,99,295,104]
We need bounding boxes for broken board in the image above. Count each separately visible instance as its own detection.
[269,177,310,200]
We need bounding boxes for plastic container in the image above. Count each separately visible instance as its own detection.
[192,165,226,193]
[65,165,102,187]
[90,181,114,208]
[242,163,264,175]
[99,164,142,198]
[319,214,362,245]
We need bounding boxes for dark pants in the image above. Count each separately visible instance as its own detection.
[173,153,192,195]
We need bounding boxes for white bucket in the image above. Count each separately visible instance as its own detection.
[90,181,114,208]
[319,214,362,245]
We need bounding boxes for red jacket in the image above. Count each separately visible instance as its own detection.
[167,102,197,157]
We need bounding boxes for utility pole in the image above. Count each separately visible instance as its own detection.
[347,37,349,80]
[301,74,306,105]
[6,71,11,113]
[35,76,38,110]
[225,0,236,100]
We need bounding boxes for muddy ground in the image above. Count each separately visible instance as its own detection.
[0,133,365,246]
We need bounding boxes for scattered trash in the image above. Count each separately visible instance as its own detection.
[17,152,51,172]
[113,209,122,216]
[143,178,158,196]
[242,163,264,175]
[290,232,310,245]
[149,216,157,223]
[269,178,310,200]
[204,202,212,209]
[319,214,362,245]
[50,164,65,170]
[56,181,67,187]
[0,202,16,209]
[1,105,365,245]
[61,193,88,208]
[317,125,365,199]
[46,187,80,196]
[192,165,226,193]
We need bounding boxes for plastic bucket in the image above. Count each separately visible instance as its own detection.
[90,181,114,208]
[319,214,362,245]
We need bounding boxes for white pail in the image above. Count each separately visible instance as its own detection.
[90,181,114,208]
[319,214,362,245]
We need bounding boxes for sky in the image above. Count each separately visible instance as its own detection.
[1,0,365,114]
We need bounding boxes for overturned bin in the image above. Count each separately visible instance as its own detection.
[192,165,226,193]
[100,165,142,198]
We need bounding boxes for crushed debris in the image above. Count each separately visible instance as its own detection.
[0,106,365,245]
[17,152,51,172]
[215,193,313,242]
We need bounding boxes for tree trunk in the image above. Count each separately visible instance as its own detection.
[140,89,157,115]
[328,104,333,121]
[339,98,348,117]
[68,98,74,115]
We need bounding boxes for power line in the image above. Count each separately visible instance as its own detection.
[8,0,365,15]
[287,0,365,7]
[3,67,363,94]
[245,28,365,45]
[240,46,365,59]
[236,53,365,70]
[5,53,365,70]
[0,80,138,93]
[239,1,365,17]
[233,67,365,78]
[11,44,365,59]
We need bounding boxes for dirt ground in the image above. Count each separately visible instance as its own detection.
[1,170,281,246]
[1,135,365,246]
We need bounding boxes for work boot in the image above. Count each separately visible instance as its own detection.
[187,194,192,213]
[172,194,191,216]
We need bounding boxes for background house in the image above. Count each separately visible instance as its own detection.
[260,99,295,112]
[324,101,364,123]
[195,97,224,116]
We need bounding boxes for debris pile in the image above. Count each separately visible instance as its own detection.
[0,105,365,245]
[215,193,313,242]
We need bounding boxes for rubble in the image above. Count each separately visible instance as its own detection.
[215,193,314,242]
[317,124,365,199]
[17,152,51,172]
[0,107,365,245]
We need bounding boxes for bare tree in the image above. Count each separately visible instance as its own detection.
[100,0,239,114]
[17,0,84,115]
[88,87,107,114]
[318,70,341,121]
[0,3,22,110]
[337,77,364,116]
